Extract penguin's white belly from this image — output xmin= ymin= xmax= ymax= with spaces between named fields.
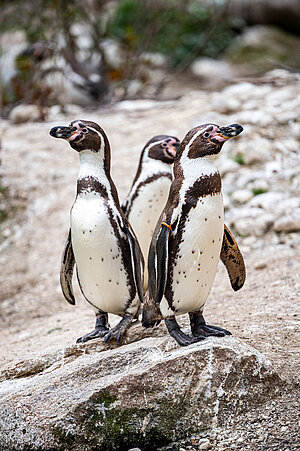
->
xmin=128 ymin=177 xmax=170 ymax=289
xmin=71 ymin=195 xmax=130 ymax=315
xmin=160 ymin=194 xmax=224 ymax=317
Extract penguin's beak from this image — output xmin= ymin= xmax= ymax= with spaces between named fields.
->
xmin=216 ymin=124 xmax=243 ymax=140
xmin=173 ymin=141 xmax=180 ymax=153
xmin=49 ymin=126 xmax=77 ymax=139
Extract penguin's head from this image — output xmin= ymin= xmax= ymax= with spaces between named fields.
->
xmin=49 ymin=120 xmax=107 ymax=153
xmin=179 ymin=123 xmax=243 ymax=159
xmin=144 ymin=135 xmax=181 ymax=164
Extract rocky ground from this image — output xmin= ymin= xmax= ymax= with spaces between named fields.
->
xmin=0 ymin=70 xmax=299 ymax=450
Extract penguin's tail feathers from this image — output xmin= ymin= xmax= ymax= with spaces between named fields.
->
xmin=142 ymin=290 xmax=162 ymax=328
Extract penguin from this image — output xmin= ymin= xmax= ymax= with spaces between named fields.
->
xmin=121 ymin=135 xmax=180 ymax=291
xmin=142 ymin=123 xmax=245 ymax=346
xmin=49 ymin=120 xmax=144 ymax=344
xmin=122 ymin=135 xmax=245 ymax=295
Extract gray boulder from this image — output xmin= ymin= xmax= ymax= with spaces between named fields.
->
xmin=0 ymin=326 xmax=284 ymax=451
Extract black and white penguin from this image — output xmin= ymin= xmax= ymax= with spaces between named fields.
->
xmin=142 ymin=123 xmax=245 ymax=346
xmin=123 ymin=135 xmax=245 ymax=296
xmin=50 ymin=120 xmax=144 ymax=343
xmin=122 ymin=135 xmax=180 ymax=291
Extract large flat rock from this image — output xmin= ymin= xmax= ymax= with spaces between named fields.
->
xmin=0 ymin=327 xmax=284 ymax=451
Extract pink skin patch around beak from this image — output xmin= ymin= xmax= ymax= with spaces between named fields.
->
xmin=166 ymin=138 xmax=178 ymax=157
xmin=213 ymin=134 xmax=229 ymax=143
xmin=167 ymin=147 xmax=177 ymax=157
xmin=67 ymin=122 xmax=83 ymax=141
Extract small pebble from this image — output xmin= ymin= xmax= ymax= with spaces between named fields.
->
xmin=2 ymin=228 xmax=11 ymax=238
xmin=254 ymin=262 xmax=267 ymax=270
xmin=231 ymin=189 xmax=253 ymax=204
xmin=199 ymin=441 xmax=211 ymax=450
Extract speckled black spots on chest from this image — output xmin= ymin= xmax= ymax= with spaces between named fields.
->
xmin=168 ymin=173 xmax=221 ymax=278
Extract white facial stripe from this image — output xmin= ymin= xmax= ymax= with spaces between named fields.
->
xmin=84 ymin=125 xmax=106 ymax=152
xmin=184 ymin=126 xmax=213 ymax=151
xmin=86 ymin=125 xmax=102 ymax=137
xmin=142 ymin=140 xmax=168 ymax=166
xmin=180 ymin=125 xmax=218 ymax=162
xmin=71 ymin=122 xmax=105 ymax=143
xmin=144 ymin=140 xmax=165 ymax=156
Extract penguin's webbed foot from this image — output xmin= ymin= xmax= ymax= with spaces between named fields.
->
xmin=193 ymin=324 xmax=230 ymax=337
xmin=189 ymin=311 xmax=231 ymax=338
xmin=76 ymin=312 xmax=109 ymax=343
xmin=76 ymin=327 xmax=109 ymax=343
xmin=169 ymin=328 xmax=205 ymax=346
xmin=104 ymin=313 xmax=133 ymax=344
xmin=165 ymin=316 xmax=205 ymax=346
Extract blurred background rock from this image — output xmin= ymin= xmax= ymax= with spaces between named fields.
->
xmin=1 ymin=0 xmax=300 ymax=118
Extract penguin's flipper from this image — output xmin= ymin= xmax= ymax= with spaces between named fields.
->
xmin=60 ymin=229 xmax=76 ymax=305
xmin=156 ymin=222 xmax=171 ymax=304
xmin=220 ymin=224 xmax=246 ymax=291
xmin=126 ymin=226 xmax=144 ymax=303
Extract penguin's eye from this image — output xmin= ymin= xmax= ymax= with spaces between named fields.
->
xmin=203 ymin=132 xmax=210 ymax=138
xmin=161 ymin=142 xmax=168 ymax=147
xmin=82 ymin=128 xmax=88 ymax=134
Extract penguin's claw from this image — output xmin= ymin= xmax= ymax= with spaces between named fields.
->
xmin=103 ymin=327 xmax=125 ymax=343
xmin=169 ymin=328 xmax=205 ymax=346
xmin=103 ymin=313 xmax=133 ymax=344
xmin=192 ymin=324 xmax=231 ymax=337
xmin=205 ymin=324 xmax=231 ymax=335
xmin=165 ymin=316 xmax=205 ymax=346
xmin=189 ymin=312 xmax=231 ymax=338
xmin=76 ymin=327 xmax=109 ymax=343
